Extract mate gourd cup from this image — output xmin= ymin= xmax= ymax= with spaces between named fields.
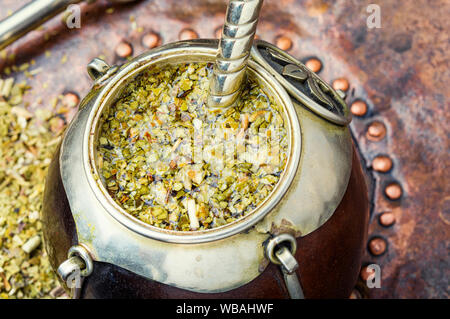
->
xmin=42 ymin=39 xmax=369 ymax=298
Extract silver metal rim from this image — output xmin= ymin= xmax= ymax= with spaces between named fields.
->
xmin=82 ymin=39 xmax=302 ymax=244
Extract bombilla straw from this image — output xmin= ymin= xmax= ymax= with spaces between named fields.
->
xmin=0 ymin=0 xmax=82 ymax=51
xmin=208 ymin=0 xmax=264 ymax=109
xmin=0 ymin=0 xmax=138 ymax=51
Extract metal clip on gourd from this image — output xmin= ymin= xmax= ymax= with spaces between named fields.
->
xmin=266 ymin=234 xmax=305 ymax=299
xmin=57 ymin=245 xmax=93 ymax=299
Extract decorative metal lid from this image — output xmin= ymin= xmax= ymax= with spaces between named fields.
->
xmin=251 ymin=40 xmax=351 ymax=126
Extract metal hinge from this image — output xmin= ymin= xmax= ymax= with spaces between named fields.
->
xmin=265 ymin=233 xmax=305 ymax=299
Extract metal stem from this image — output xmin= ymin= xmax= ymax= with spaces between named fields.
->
xmin=276 ymin=247 xmax=305 ymax=299
xmin=0 ymin=0 xmax=138 ymax=50
xmin=208 ymin=0 xmax=263 ymax=109
xmin=0 ymin=0 xmax=83 ymax=51
xmin=282 ymin=269 xmax=305 ymax=299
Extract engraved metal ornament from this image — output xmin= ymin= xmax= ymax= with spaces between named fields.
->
xmin=251 ymin=40 xmax=351 ymax=125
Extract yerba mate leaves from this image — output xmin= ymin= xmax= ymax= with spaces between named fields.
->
xmin=0 ymin=64 xmax=71 ymax=299
xmin=97 ymin=62 xmax=289 ymax=232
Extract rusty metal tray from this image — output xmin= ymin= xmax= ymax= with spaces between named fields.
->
xmin=1 ymin=0 xmax=448 ymax=298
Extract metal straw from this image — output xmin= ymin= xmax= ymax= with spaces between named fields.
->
xmin=0 ymin=0 xmax=138 ymax=51
xmin=208 ymin=0 xmax=263 ymax=109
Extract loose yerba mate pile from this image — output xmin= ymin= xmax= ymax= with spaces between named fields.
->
xmin=97 ymin=62 xmax=289 ymax=231
xmin=0 ymin=61 xmax=76 ymax=298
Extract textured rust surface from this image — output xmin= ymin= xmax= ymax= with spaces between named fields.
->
xmin=1 ymin=0 xmax=448 ymax=298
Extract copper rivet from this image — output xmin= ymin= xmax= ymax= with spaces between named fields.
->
xmin=142 ymin=31 xmax=161 ymax=49
xmin=350 ymin=100 xmax=367 ymax=116
xmin=215 ymin=26 xmax=222 ymax=38
xmin=63 ymin=92 xmax=79 ymax=107
xmin=366 ymin=121 xmax=386 ymax=141
xmin=179 ymin=28 xmax=198 ymax=40
xmin=385 ymin=182 xmax=403 ymax=200
xmin=305 ymin=57 xmax=322 ymax=73
xmin=372 ymin=155 xmax=393 ymax=172
xmin=50 ymin=117 xmax=65 ymax=134
xmin=360 ymin=266 xmax=375 ymax=282
xmin=115 ymin=41 xmax=133 ymax=58
xmin=379 ymin=212 xmax=396 ymax=227
xmin=368 ymin=237 xmax=387 ymax=256
xmin=275 ymin=35 xmax=293 ymax=51
xmin=332 ymin=77 xmax=349 ymax=92
xmin=349 ymin=289 xmax=362 ymax=299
